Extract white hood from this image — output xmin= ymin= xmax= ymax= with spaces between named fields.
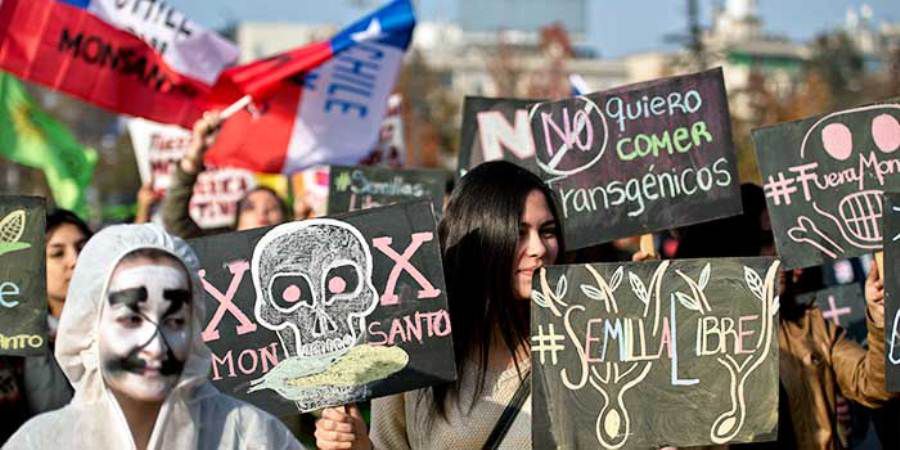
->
xmin=5 ymin=224 xmax=302 ymax=450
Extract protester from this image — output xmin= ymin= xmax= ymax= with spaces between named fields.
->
xmin=19 ymin=209 xmax=93 ymax=418
xmin=4 ymin=224 xmax=303 ymax=450
xmin=161 ymin=111 xmax=289 ymax=239
xmin=312 ymin=161 xmax=560 ymax=448
xmin=675 ymin=184 xmax=897 ymax=450
xmin=133 ymin=180 xmax=160 ymax=225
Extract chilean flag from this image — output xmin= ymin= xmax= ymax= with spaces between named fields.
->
xmin=0 ymin=0 xmax=237 ymax=128
xmin=205 ymin=0 xmax=416 ymax=174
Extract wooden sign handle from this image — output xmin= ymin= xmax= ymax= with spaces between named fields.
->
xmin=876 ymin=251 xmax=884 ymax=278
xmin=640 ymin=234 xmax=656 ymax=259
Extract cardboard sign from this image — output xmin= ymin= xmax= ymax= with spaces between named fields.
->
xmin=327 ymin=165 xmax=446 ymax=217
xmin=128 ymin=117 xmax=259 ymax=229
xmin=753 ymin=100 xmax=900 ymax=269
xmin=530 ymin=68 xmax=742 ymax=250
xmin=885 ymin=192 xmax=900 ymax=391
xmin=532 ymin=257 xmax=779 ymax=448
xmin=457 ymin=96 xmax=543 ymax=177
xmin=189 ymin=200 xmax=456 ymax=414
xmin=0 ymin=196 xmax=47 ymax=356
xmin=797 ymin=283 xmax=867 ymax=343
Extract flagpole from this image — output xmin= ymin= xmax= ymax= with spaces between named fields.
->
xmin=220 ymin=95 xmax=252 ymax=119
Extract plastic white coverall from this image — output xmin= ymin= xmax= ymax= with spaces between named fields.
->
xmin=4 ymin=224 xmax=304 ymax=450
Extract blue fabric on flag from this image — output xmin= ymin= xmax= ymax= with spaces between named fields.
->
xmin=331 ymin=0 xmax=415 ymax=53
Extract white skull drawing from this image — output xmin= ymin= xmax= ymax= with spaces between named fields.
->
xmin=251 ymin=219 xmax=378 ymax=363
xmin=800 ymin=104 xmax=900 ymax=249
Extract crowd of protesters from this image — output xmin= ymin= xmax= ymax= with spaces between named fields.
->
xmin=0 ymin=110 xmax=896 ymax=450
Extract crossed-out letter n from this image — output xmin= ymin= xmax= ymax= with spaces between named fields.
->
xmin=199 ymin=260 xmax=257 ymax=342
xmin=373 ymin=232 xmax=442 ymax=305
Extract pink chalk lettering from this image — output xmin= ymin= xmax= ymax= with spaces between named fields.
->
xmin=373 ymin=232 xmax=442 ymax=305
xmin=199 ymin=260 xmax=258 ymax=342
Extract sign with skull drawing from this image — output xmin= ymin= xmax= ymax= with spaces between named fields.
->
xmin=885 ymin=192 xmax=900 ymax=391
xmin=532 ymin=258 xmax=780 ymax=448
xmin=753 ymin=100 xmax=900 ymax=269
xmin=189 ymin=200 xmax=455 ymax=414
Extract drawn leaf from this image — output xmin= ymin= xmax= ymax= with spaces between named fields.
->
xmin=675 ymin=292 xmax=702 ymax=312
xmin=531 ymin=290 xmax=549 ymax=307
xmin=555 ymin=275 xmax=568 ymax=299
xmin=744 ymin=266 xmax=764 ymax=301
xmin=699 ymin=263 xmax=711 ymax=291
xmin=580 ymin=284 xmax=606 ymax=301
xmin=628 ymin=272 xmax=648 ymax=305
xmin=610 ymin=266 xmax=624 ymax=291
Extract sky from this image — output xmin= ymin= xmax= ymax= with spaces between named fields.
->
xmin=169 ymin=0 xmax=900 ymax=58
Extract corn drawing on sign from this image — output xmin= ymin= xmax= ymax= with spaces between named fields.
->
xmin=0 ymin=210 xmax=31 ymax=257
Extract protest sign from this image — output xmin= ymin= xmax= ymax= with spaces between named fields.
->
xmin=885 ymin=192 xmax=900 ymax=391
xmin=128 ymin=118 xmax=261 ymax=229
xmin=0 ymin=196 xmax=47 ymax=356
xmin=457 ymin=96 xmax=543 ymax=177
xmin=530 ymin=68 xmax=742 ymax=250
xmin=753 ymin=100 xmax=900 ymax=269
xmin=532 ymin=257 xmax=779 ymax=448
xmin=189 ymin=200 xmax=455 ymax=414
xmin=327 ymin=165 xmax=446 ymax=217
xmin=797 ymin=283 xmax=867 ymax=343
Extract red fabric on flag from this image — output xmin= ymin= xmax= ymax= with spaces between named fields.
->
xmin=204 ymin=84 xmax=303 ymax=173
xmin=0 ymin=0 xmax=223 ymax=128
xmin=220 ymin=41 xmax=333 ymax=101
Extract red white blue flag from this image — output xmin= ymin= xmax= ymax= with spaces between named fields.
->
xmin=205 ymin=0 xmax=416 ymax=174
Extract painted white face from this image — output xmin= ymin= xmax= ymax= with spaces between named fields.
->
xmin=99 ymin=261 xmax=192 ymax=403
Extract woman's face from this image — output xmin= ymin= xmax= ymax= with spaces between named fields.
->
xmin=513 ymin=190 xmax=560 ymax=300
xmin=46 ymin=223 xmax=88 ymax=305
xmin=98 ymin=258 xmax=192 ymax=403
xmin=236 ymin=190 xmax=284 ymax=231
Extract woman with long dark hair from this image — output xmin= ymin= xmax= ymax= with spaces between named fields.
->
xmin=314 ymin=161 xmax=564 ymax=449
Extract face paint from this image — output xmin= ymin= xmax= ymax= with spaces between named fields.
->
xmin=98 ymin=263 xmax=192 ymax=402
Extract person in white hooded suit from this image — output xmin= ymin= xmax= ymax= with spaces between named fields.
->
xmin=4 ymin=224 xmax=303 ymax=450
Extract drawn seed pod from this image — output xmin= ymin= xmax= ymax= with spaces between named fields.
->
xmin=0 ymin=210 xmax=26 ymax=244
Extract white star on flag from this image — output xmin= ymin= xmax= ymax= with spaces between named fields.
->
xmin=351 ymin=19 xmax=384 ymax=43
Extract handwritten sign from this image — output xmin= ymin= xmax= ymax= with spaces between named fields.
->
xmin=532 ymin=258 xmax=779 ymax=448
xmin=457 ymin=96 xmax=543 ymax=177
xmin=327 ymin=165 xmax=447 ymax=217
xmin=797 ymin=283 xmax=867 ymax=343
xmin=0 ymin=196 xmax=47 ymax=356
xmin=885 ymin=192 xmax=900 ymax=391
xmin=129 ymin=117 xmax=260 ymax=229
xmin=189 ymin=200 xmax=456 ymax=414
xmin=530 ymin=68 xmax=742 ymax=250
xmin=752 ymin=100 xmax=900 ymax=269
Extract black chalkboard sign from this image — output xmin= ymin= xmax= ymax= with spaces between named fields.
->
xmin=327 ymin=165 xmax=447 ymax=218
xmin=885 ymin=192 xmax=900 ymax=391
xmin=529 ymin=68 xmax=742 ymax=250
xmin=457 ymin=96 xmax=543 ymax=177
xmin=0 ymin=196 xmax=47 ymax=356
xmin=189 ymin=200 xmax=456 ymax=415
xmin=753 ymin=100 xmax=900 ymax=270
xmin=797 ymin=283 xmax=867 ymax=343
xmin=532 ymin=257 xmax=779 ymax=448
